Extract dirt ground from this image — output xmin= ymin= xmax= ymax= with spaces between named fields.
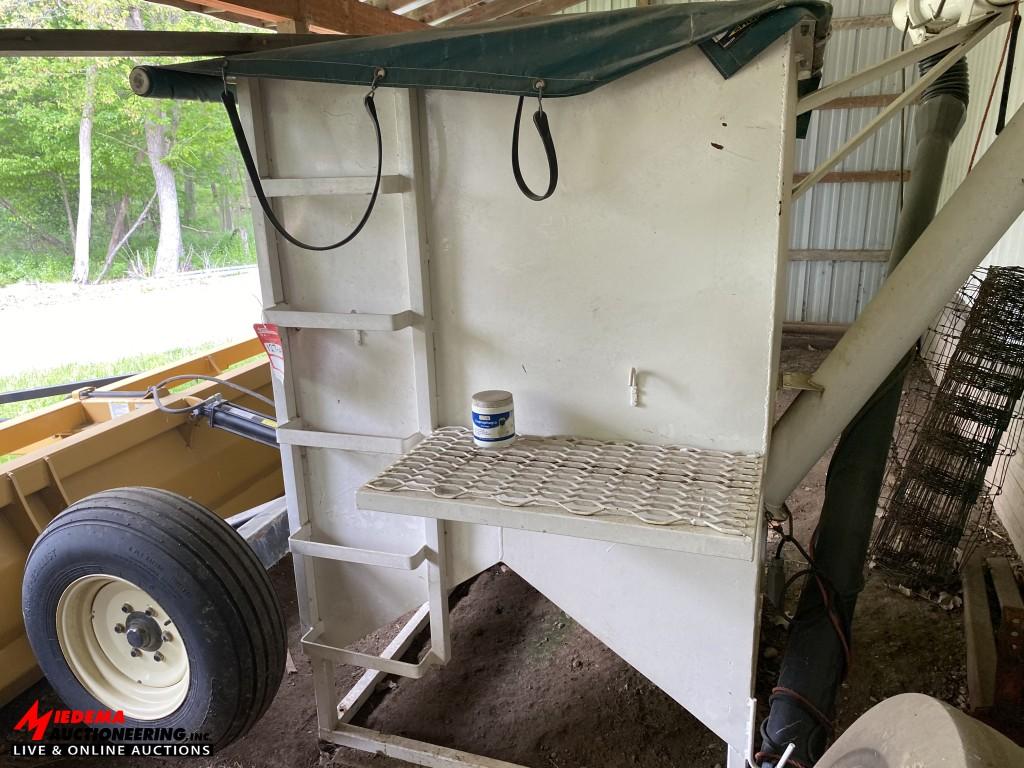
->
xmin=2 ymin=333 xmax=1022 ymax=768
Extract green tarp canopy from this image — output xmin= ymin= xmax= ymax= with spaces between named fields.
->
xmin=131 ymin=1 xmax=831 ymax=103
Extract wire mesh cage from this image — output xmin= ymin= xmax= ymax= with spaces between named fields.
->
xmin=871 ymin=266 xmax=1024 ymax=587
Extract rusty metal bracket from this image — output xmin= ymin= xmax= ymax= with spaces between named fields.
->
xmin=781 ymin=371 xmax=824 ymax=393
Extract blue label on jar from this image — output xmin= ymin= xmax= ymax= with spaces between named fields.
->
xmin=472 ymin=411 xmax=511 ymax=428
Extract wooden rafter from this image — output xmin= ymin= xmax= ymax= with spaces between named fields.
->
xmin=150 ymin=0 xmax=268 ymax=27
xmin=503 ymin=0 xmax=582 ymax=21
xmin=818 ymin=93 xmax=900 ymax=110
xmin=0 ymin=28 xmax=342 ymax=56
xmin=442 ymin=0 xmax=533 ymax=26
xmin=408 ymin=0 xmax=481 ymax=23
xmin=428 ymin=0 xmax=580 ymax=25
xmin=789 ymin=249 xmax=889 ymax=262
xmin=382 ymin=0 xmax=433 ymax=14
xmin=149 ymin=0 xmax=425 ymax=35
xmin=793 ymin=169 xmax=910 ymax=184
xmin=831 ymin=14 xmax=892 ymax=31
xmin=149 ymin=0 xmax=876 ymax=35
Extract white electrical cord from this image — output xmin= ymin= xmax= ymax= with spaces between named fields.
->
xmin=775 ymin=743 xmax=797 ymax=768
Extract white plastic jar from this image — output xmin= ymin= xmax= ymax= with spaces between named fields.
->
xmin=471 ymin=390 xmax=515 ymax=449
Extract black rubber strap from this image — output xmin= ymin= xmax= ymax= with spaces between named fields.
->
xmin=222 ymin=87 xmax=383 ymax=251
xmin=511 ymin=95 xmax=558 ymax=201
xmin=996 ymin=10 xmax=1021 ymax=135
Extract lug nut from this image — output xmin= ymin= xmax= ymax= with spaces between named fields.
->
xmin=153 ymin=652 xmax=164 ymax=662
xmin=130 ymin=648 xmax=142 ymax=658
xmin=114 ymin=624 xmax=125 ymax=634
xmin=161 ymin=631 xmax=173 ymax=642
xmin=121 ymin=603 xmax=133 ymax=614
xmin=145 ymin=607 xmax=156 ymax=617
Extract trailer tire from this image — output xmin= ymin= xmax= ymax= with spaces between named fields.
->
xmin=22 ymin=487 xmax=286 ymax=753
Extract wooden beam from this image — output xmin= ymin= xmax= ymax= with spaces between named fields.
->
xmin=963 ymin=553 xmax=998 ymax=712
xmin=818 ymin=93 xmax=900 ymax=110
xmin=384 ymin=0 xmax=434 ymax=13
xmin=150 ymin=0 xmax=271 ymax=27
xmin=831 ymin=14 xmax=893 ymax=31
xmin=0 ymin=28 xmax=344 ymax=56
xmin=183 ymin=0 xmax=295 ymax=24
xmin=789 ymin=249 xmax=889 ymax=262
xmin=782 ymin=322 xmax=850 ymax=336
xmin=306 ymin=3 xmax=425 ymax=34
xmin=150 ymin=0 xmax=425 ymax=35
xmin=276 ymin=17 xmax=311 ymax=33
xmin=506 ymin=0 xmax=583 ymax=20
xmin=443 ymin=0 xmax=533 ymax=25
xmin=793 ymin=169 xmax=910 ymax=184
xmin=410 ymin=0 xmax=483 ymax=23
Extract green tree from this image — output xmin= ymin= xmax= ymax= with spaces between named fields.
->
xmin=0 ymin=0 xmax=254 ymax=283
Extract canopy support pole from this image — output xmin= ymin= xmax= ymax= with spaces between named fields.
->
xmin=764 ymin=105 xmax=1024 ymax=513
xmin=796 ymin=10 xmax=999 ymax=114
xmin=791 ymin=15 xmax=1001 ymax=199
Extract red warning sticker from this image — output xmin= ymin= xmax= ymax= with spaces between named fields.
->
xmin=254 ymin=323 xmax=285 ymax=384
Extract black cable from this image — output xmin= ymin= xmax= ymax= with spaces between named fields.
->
xmin=996 ymin=9 xmax=1021 ymax=134
xmin=767 ymin=509 xmax=852 ymax=666
xmin=221 ymin=76 xmax=384 ymax=251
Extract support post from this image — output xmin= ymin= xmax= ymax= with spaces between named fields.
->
xmin=764 ymin=106 xmax=1024 ymax=512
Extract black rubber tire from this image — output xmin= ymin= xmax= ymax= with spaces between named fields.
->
xmin=22 ymin=487 xmax=286 ymax=753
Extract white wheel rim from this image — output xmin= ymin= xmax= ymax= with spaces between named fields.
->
xmin=55 ymin=575 xmax=189 ymax=720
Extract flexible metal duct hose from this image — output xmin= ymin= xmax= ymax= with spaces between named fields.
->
xmin=759 ymin=56 xmax=968 ymax=768
xmin=919 ymin=52 xmax=970 ymax=103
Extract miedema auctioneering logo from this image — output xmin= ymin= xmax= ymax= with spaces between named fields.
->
xmin=10 ymin=700 xmax=211 ymax=758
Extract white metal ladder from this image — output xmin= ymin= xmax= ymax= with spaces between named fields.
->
xmin=238 ymin=80 xmax=452 ymax=699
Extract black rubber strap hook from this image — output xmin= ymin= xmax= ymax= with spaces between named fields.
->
xmin=512 ymin=79 xmax=558 ymax=201
xmin=221 ymin=65 xmax=385 ymax=251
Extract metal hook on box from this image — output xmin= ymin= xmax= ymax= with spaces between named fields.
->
xmin=511 ymin=78 xmax=558 ymax=201
xmin=369 ymin=67 xmax=386 ymax=98
xmin=352 ymin=310 xmax=365 ymax=347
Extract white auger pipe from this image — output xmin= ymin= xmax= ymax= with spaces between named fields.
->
xmin=764 ymin=107 xmax=1024 ymax=510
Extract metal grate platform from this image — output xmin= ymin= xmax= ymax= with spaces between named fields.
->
xmin=357 ymin=427 xmax=763 ymax=560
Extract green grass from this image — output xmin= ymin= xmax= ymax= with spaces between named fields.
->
xmin=0 ymin=343 xmax=221 ymax=423
xmin=0 ymin=228 xmax=256 ymax=287
xmin=0 ymin=250 xmax=74 ymax=285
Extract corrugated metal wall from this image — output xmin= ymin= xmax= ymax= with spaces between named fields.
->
xmin=938 ymin=15 xmax=1024 ymax=267
xmin=787 ymin=0 xmax=911 ymax=324
xmin=560 ymin=0 xmax=915 ymax=324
